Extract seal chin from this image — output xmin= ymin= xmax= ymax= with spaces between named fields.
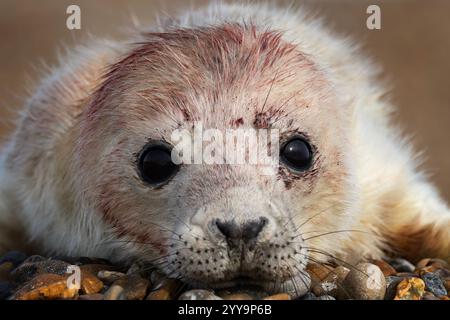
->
xmin=202 ymin=272 xmax=311 ymax=298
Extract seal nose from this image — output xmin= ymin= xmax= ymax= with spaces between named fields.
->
xmin=215 ymin=217 xmax=268 ymax=247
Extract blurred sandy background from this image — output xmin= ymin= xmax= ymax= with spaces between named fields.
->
xmin=0 ymin=0 xmax=449 ymax=201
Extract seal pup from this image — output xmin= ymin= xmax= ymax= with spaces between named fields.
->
xmin=0 ymin=3 xmax=449 ymax=296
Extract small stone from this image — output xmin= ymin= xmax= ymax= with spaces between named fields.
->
xmin=80 ymin=272 xmax=103 ymax=295
xmin=222 ymin=293 xmax=254 ymax=300
xmin=373 ymin=260 xmax=396 ymax=277
xmin=427 ymin=259 xmax=449 ymax=270
xmin=0 ymin=282 xmax=15 ymax=300
xmin=384 ymin=276 xmax=403 ymax=300
xmin=80 ymin=264 xmax=123 ymax=276
xmin=11 ymin=259 xmax=71 ymax=283
xmin=443 ymin=278 xmax=450 ymax=293
xmin=119 ymin=275 xmax=149 ymax=300
xmin=149 ymin=270 xmax=166 ymax=285
xmin=263 ymin=293 xmax=291 ymax=300
xmin=0 ymin=262 xmax=14 ymax=281
xmin=416 ymin=266 xmax=438 ymax=276
xmin=440 ymin=295 xmax=449 ymax=300
xmin=0 ymin=251 xmax=28 ymax=267
xmin=416 ymin=258 xmax=431 ymax=269
xmin=436 ymin=268 xmax=450 ymax=279
xmin=11 ymin=274 xmax=78 ymax=300
xmin=396 ymin=272 xmax=420 ymax=278
xmin=146 ymin=278 xmax=183 ymax=300
xmin=104 ymin=284 xmax=125 ymax=300
xmin=422 ymin=291 xmax=439 ymax=300
xmin=300 ymin=292 xmax=318 ymax=300
xmin=317 ymin=295 xmax=336 ymax=300
xmin=313 ymin=266 xmax=349 ymax=297
xmin=126 ymin=262 xmax=153 ymax=279
xmin=306 ymin=263 xmax=333 ymax=285
xmin=78 ymin=293 xmax=104 ymax=300
xmin=394 ymin=277 xmax=425 ymax=300
xmin=97 ymin=270 xmax=126 ymax=284
xmin=421 ymin=272 xmax=447 ymax=297
xmin=389 ymin=258 xmax=415 ymax=273
xmin=126 ymin=262 xmax=145 ymax=275
xmin=340 ymin=263 xmax=386 ymax=300
xmin=179 ymin=289 xmax=222 ymax=300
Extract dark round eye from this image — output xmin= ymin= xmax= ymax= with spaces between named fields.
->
xmin=280 ymin=138 xmax=313 ymax=172
xmin=138 ymin=144 xmax=179 ymax=185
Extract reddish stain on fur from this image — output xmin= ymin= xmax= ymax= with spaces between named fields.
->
xmin=78 ymin=23 xmax=318 ymax=251
xmin=230 ymin=117 xmax=244 ymax=128
xmin=253 ymin=106 xmax=286 ymax=129
xmin=84 ymin=23 xmax=303 ymax=122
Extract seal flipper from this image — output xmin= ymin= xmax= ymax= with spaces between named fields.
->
xmin=381 ymin=178 xmax=450 ymax=263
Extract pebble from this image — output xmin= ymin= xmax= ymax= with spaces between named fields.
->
xmin=422 ymin=291 xmax=440 ymax=300
xmin=394 ymin=277 xmax=425 ymax=300
xmin=421 ymin=272 xmax=447 ymax=297
xmin=119 ymin=275 xmax=149 ymax=300
xmin=306 ymin=263 xmax=333 ymax=285
xmin=416 ymin=266 xmax=438 ymax=276
xmin=2 ymin=250 xmax=448 ymax=300
xmin=80 ymin=264 xmax=123 ymax=276
xmin=146 ymin=278 xmax=183 ymax=300
xmin=263 ymin=293 xmax=291 ymax=300
xmin=339 ymin=263 xmax=385 ymax=300
xmin=126 ymin=262 xmax=152 ymax=278
xmin=313 ymin=266 xmax=350 ymax=297
xmin=389 ymin=258 xmax=415 ymax=273
xmin=97 ymin=270 xmax=126 ymax=284
xmin=396 ymin=272 xmax=419 ymax=278
xmin=11 ymin=259 xmax=71 ymax=283
xmin=0 ymin=251 xmax=28 ymax=267
xmin=0 ymin=262 xmax=14 ymax=281
xmin=179 ymin=289 xmax=222 ymax=300
xmin=11 ymin=273 xmax=78 ymax=300
xmin=384 ymin=276 xmax=403 ymax=300
xmin=104 ymin=284 xmax=125 ymax=300
xmin=80 ymin=271 xmax=104 ymax=295
xmin=436 ymin=268 xmax=450 ymax=279
xmin=373 ymin=260 xmax=396 ymax=277
xmin=300 ymin=292 xmax=318 ymax=300
xmin=416 ymin=258 xmax=432 ymax=269
xmin=418 ymin=258 xmax=448 ymax=270
xmin=443 ymin=278 xmax=450 ymax=293
xmin=317 ymin=295 xmax=336 ymax=300
xmin=0 ymin=282 xmax=15 ymax=300
xmin=222 ymin=293 xmax=254 ymax=300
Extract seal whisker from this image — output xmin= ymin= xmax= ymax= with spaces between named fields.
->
xmin=302 ymin=229 xmax=368 ymax=241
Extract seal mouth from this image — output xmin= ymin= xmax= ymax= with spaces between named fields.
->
xmin=201 ymin=273 xmax=311 ymax=298
xmin=208 ymin=276 xmax=266 ymax=290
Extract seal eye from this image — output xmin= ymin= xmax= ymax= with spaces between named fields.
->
xmin=280 ymin=138 xmax=313 ymax=172
xmin=138 ymin=144 xmax=179 ymax=185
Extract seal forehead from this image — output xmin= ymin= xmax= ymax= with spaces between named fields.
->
xmin=85 ymin=23 xmax=324 ymax=132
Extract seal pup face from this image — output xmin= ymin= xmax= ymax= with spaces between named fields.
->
xmin=77 ymin=25 xmax=357 ymax=296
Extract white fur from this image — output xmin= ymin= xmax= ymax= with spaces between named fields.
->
xmin=0 ymin=2 xmax=448 ymax=265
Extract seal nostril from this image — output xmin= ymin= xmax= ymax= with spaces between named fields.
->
xmin=243 ymin=217 xmax=267 ymax=241
xmin=214 ymin=217 xmax=268 ymax=247
xmin=215 ymin=219 xmax=235 ymax=239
